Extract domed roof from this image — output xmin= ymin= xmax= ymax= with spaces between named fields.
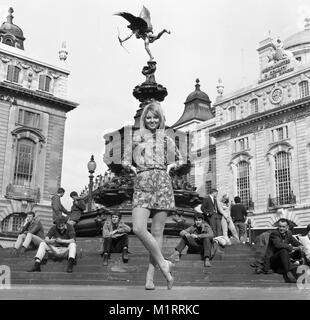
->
xmin=0 ymin=8 xmax=24 ymax=39
xmin=185 ymin=79 xmax=211 ymax=104
xmin=283 ymin=18 xmax=310 ymax=50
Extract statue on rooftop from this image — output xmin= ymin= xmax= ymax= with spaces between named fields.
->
xmin=115 ymin=6 xmax=170 ymax=61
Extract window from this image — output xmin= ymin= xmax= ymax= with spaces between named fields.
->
xmin=234 ymin=137 xmax=249 ymax=152
xmin=229 ymin=106 xmax=236 ymax=121
xmin=39 ymin=75 xmax=51 ymax=92
xmin=18 ymin=109 xmax=40 ymax=128
xmin=7 ymin=65 xmax=21 ymax=83
xmin=206 ymin=180 xmax=212 ymax=195
xmin=275 ymin=151 xmax=291 ymax=205
xmin=250 ymin=99 xmax=258 ymax=114
xmin=208 ymin=159 xmax=212 ymax=172
xmin=1 ymin=214 xmax=26 ymax=233
xmin=5 ymin=38 xmax=14 ymax=46
xmin=299 ymin=81 xmax=309 ymax=98
xmin=13 ymin=138 xmax=35 ymax=186
xmin=237 ymin=161 xmax=251 ymax=208
xmin=271 ymin=126 xmax=288 ymax=142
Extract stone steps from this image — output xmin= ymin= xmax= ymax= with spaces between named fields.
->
xmin=0 ymin=236 xmax=287 ymax=287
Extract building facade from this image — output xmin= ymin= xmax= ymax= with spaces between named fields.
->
xmin=0 ymin=8 xmax=77 ymax=245
xmin=209 ymin=19 xmax=310 ymax=228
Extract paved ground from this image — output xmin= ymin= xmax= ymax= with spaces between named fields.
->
xmin=0 ymin=285 xmax=310 ymax=300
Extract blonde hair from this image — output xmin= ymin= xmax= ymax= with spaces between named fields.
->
xmin=140 ymin=100 xmax=165 ymax=135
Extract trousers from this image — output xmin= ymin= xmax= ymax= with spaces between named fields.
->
xmin=35 ymin=242 xmax=76 ymax=261
xmin=14 ymin=233 xmax=43 ymax=250
xmin=175 ymin=235 xmax=212 ymax=258
xmin=102 ymin=234 xmax=129 ymax=254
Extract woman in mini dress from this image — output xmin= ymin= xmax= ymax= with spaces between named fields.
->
xmin=123 ymin=100 xmax=183 ymax=290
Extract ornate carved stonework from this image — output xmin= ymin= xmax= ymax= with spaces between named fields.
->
xmin=0 ymin=94 xmax=16 ymax=104
xmin=270 ymin=88 xmax=283 ymax=104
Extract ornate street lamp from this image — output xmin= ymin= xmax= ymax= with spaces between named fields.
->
xmin=87 ymin=155 xmax=97 ymax=211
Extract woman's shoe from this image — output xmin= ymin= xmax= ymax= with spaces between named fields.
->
xmin=145 ymin=279 xmax=155 ymax=290
xmin=161 ymin=260 xmax=174 ymax=290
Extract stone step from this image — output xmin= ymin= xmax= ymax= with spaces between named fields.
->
xmin=10 ymin=278 xmax=291 ymax=287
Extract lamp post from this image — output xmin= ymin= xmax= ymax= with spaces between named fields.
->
xmin=87 ymin=155 xmax=97 ymax=211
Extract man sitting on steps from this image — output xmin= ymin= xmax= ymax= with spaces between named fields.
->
xmin=12 ymin=211 xmax=44 ymax=255
xmin=28 ymin=216 xmax=77 ymax=273
xmin=101 ymin=211 xmax=131 ymax=266
xmin=169 ymin=212 xmax=215 ymax=267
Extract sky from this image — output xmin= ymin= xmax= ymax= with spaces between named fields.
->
xmin=0 ymin=0 xmax=309 ymax=208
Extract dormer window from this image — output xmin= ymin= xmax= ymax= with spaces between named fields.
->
xmin=7 ymin=65 xmax=20 ymax=83
xmin=299 ymin=81 xmax=309 ymax=98
xmin=250 ymin=99 xmax=258 ymax=114
xmin=5 ymin=38 xmax=14 ymax=47
xmin=39 ymin=75 xmax=51 ymax=92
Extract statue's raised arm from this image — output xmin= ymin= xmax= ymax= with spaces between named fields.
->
xmin=115 ymin=6 xmax=170 ymax=61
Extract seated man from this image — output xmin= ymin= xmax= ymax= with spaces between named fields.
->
xmin=101 ymin=211 xmax=131 ymax=266
xmin=263 ymin=218 xmax=302 ymax=283
xmin=13 ymin=211 xmax=44 ymax=255
xmin=296 ymin=224 xmax=310 ymax=265
xmin=169 ymin=212 xmax=214 ymax=267
xmin=28 ymin=216 xmax=77 ymax=273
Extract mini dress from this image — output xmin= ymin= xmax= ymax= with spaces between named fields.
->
xmin=122 ymin=131 xmax=183 ymax=214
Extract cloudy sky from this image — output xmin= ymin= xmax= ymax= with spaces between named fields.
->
xmin=0 ymin=0 xmax=309 ymax=208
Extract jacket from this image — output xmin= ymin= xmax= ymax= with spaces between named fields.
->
xmin=102 ymin=220 xmax=131 ymax=239
xmin=51 ymin=194 xmax=68 ymax=222
xmin=230 ymin=204 xmax=247 ymax=223
xmin=70 ymin=198 xmax=86 ymax=222
xmin=201 ymin=195 xmax=221 ymax=219
xmin=20 ymin=217 xmax=44 ymax=239
xmin=180 ymin=221 xmax=214 ymax=239
xmin=263 ymin=229 xmax=300 ymax=271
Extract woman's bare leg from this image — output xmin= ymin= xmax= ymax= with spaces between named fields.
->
xmin=132 ymin=208 xmax=173 ymax=288
xmin=145 ymin=211 xmax=167 ymax=288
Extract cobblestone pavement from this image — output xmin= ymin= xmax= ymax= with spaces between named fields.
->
xmin=0 ymin=285 xmax=310 ymax=300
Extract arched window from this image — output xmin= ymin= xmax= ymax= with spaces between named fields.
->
xmin=299 ymin=81 xmax=309 ymax=98
xmin=274 ymin=151 xmax=291 ymax=205
xmin=38 ymin=75 xmax=51 ymax=92
xmin=13 ymin=138 xmax=35 ymax=186
xmin=1 ymin=213 xmax=26 ymax=233
xmin=250 ymin=99 xmax=258 ymax=114
xmin=7 ymin=65 xmax=21 ymax=83
xmin=229 ymin=106 xmax=236 ymax=121
xmin=5 ymin=38 xmax=14 ymax=47
xmin=237 ymin=161 xmax=251 ymax=208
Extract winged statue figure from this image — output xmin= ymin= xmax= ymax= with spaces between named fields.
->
xmin=115 ymin=6 xmax=170 ymax=61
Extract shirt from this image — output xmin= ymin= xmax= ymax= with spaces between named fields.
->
xmin=298 ymin=235 xmax=310 ymax=259
xmin=46 ymin=224 xmax=76 ymax=247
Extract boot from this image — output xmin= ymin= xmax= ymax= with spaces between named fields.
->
xmin=284 ymin=271 xmax=296 ymax=283
xmin=28 ymin=261 xmax=41 ymax=272
xmin=122 ymin=248 xmax=129 ymax=263
xmin=66 ymin=258 xmax=74 ymax=273
xmin=102 ymin=253 xmax=109 ymax=266
xmin=204 ymin=257 xmax=212 ymax=267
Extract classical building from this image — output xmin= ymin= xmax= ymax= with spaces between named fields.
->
xmin=0 ymin=8 xmax=77 ymax=245
xmin=209 ymin=18 xmax=310 ymax=228
xmin=172 ymin=79 xmax=216 ymax=196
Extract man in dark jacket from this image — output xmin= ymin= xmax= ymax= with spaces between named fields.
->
xmin=230 ymin=196 xmax=248 ymax=243
xmin=13 ymin=211 xmax=44 ymax=255
xmin=263 ymin=218 xmax=302 ymax=283
xmin=169 ymin=212 xmax=214 ymax=267
xmin=201 ymin=188 xmax=222 ymax=237
xmin=51 ymin=187 xmax=69 ymax=223
xmin=67 ymin=191 xmax=86 ymax=226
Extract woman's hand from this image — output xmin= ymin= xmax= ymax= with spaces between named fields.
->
xmin=130 ymin=166 xmax=137 ymax=175
xmin=167 ymin=163 xmax=176 ymax=174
